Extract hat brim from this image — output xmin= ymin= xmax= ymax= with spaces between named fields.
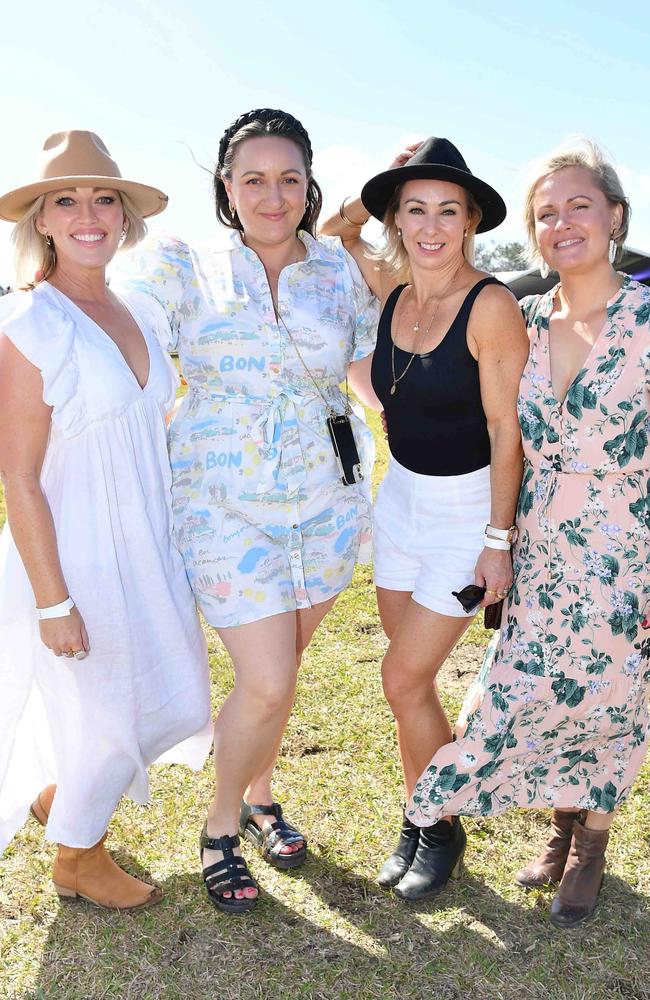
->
xmin=0 ymin=175 xmax=168 ymax=223
xmin=361 ymin=164 xmax=506 ymax=234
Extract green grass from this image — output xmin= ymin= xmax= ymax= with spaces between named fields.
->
xmin=1 ymin=410 xmax=649 ymax=1000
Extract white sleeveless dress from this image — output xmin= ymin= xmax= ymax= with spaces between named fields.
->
xmin=0 ymin=282 xmax=212 ymax=851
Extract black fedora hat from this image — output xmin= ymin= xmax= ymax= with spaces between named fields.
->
xmin=361 ymin=137 xmax=507 ymax=234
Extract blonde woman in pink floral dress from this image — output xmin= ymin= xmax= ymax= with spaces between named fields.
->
xmin=406 ymin=141 xmax=650 ymax=928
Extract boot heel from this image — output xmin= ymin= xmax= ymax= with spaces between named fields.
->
xmin=53 ymin=883 xmax=77 ymax=898
xmin=450 ymin=851 xmax=465 ymax=880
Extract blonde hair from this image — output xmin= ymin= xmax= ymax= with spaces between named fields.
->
xmin=371 ymin=183 xmax=482 ymax=283
xmin=523 ymin=139 xmax=631 ymax=266
xmin=11 ymin=190 xmax=147 ymax=289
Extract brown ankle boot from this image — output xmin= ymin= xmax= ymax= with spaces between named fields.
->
xmin=30 ymin=785 xmax=57 ymax=827
xmin=515 ymin=809 xmax=584 ymax=888
xmin=53 ymin=834 xmax=162 ymax=910
xmin=549 ymin=820 xmax=609 ymax=928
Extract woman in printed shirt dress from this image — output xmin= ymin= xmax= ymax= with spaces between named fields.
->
xmin=116 ymin=109 xmax=380 ymax=913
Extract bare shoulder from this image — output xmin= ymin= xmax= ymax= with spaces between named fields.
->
xmin=472 ymin=278 xmax=521 ymax=319
xmin=470 ymin=279 xmax=526 ymax=340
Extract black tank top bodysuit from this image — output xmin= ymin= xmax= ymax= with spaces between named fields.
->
xmin=371 ymin=277 xmax=501 ymax=476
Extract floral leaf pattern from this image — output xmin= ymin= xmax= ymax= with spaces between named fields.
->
xmin=407 ymin=279 xmax=650 ymax=824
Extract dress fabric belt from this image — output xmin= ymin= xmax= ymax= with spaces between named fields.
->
xmin=187 ymin=384 xmax=340 ymax=498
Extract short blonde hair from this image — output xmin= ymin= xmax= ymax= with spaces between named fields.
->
xmin=371 ymin=183 xmax=482 ymax=283
xmin=11 ymin=190 xmax=147 ymax=289
xmin=523 ymin=139 xmax=631 ymax=266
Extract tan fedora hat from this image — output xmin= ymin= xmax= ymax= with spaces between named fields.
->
xmin=0 ymin=130 xmax=168 ymax=222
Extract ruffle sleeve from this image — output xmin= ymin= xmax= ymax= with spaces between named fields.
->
xmin=0 ymin=290 xmax=86 ymax=437
xmin=110 ymin=236 xmax=199 ymax=352
xmin=318 ymin=234 xmax=379 ymax=362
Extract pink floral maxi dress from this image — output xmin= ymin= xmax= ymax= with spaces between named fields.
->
xmin=408 ymin=277 xmax=650 ymax=824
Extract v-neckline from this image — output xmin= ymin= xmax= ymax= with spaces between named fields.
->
xmin=543 ymin=275 xmax=628 ymax=409
xmin=45 ymin=282 xmax=152 ymax=392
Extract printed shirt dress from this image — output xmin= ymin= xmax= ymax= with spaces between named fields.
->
xmin=0 ymin=283 xmax=212 ymax=851
xmin=408 ymin=276 xmax=650 ymax=824
xmin=115 ymin=231 xmax=378 ymax=628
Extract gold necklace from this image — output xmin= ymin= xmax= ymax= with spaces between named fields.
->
xmin=390 ymin=260 xmax=466 ymax=396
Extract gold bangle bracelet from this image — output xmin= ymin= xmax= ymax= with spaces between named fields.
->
xmin=339 ymin=197 xmax=368 ymax=229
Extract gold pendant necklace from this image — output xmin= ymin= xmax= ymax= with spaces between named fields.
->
xmin=390 ymin=260 xmax=465 ymax=396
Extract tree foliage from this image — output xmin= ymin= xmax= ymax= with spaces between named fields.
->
xmin=475 ymin=240 xmax=527 ymax=272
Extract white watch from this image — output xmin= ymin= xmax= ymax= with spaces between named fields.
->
xmin=484 ymin=537 xmax=512 ymax=551
xmin=485 ymin=524 xmax=518 ymax=544
xmin=36 ymin=597 xmax=75 ymax=620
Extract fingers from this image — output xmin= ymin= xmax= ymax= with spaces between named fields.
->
xmin=389 ymin=142 xmax=423 ymax=168
xmin=41 ymin=608 xmax=91 ymax=660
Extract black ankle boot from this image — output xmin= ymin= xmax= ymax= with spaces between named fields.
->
xmin=393 ymin=816 xmax=466 ymax=902
xmin=377 ymin=809 xmax=420 ymax=888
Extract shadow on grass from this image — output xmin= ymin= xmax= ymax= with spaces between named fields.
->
xmin=28 ymin=839 xmax=650 ymax=1000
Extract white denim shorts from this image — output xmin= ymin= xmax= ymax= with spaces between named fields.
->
xmin=373 ymin=457 xmax=491 ymax=617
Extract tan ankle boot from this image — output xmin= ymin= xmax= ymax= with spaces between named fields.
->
xmin=550 ymin=820 xmax=609 ymax=928
xmin=30 ymin=784 xmax=57 ymax=827
xmin=515 ymin=809 xmax=584 ymax=888
xmin=53 ymin=834 xmax=162 ymax=910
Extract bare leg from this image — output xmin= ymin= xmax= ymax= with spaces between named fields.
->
xmin=202 ymin=612 xmax=299 ymax=899
xmin=584 ymin=810 xmax=616 ymax=831
xmin=246 ymin=595 xmax=337 ymax=853
xmin=376 ymin=587 xmax=412 ymax=640
xmin=378 ymin=592 xmax=471 ymax=798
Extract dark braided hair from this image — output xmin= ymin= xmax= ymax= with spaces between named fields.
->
xmin=214 ymin=108 xmax=322 ymax=236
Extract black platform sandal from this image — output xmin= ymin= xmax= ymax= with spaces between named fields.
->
xmin=239 ymin=801 xmax=307 ymax=870
xmin=199 ymin=823 xmax=258 ymax=914
xmin=377 ymin=808 xmax=421 ymax=888
xmin=393 ymin=816 xmax=466 ymax=902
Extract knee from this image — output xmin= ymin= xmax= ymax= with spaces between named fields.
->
xmin=237 ymin=669 xmax=297 ymax=722
xmin=382 ymin=656 xmax=419 ymax=714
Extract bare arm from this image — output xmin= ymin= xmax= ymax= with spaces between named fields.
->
xmin=468 ymin=285 xmax=529 ymax=605
xmin=319 ymin=143 xmax=422 ymax=301
xmin=347 ymin=353 xmax=382 ymax=411
xmin=0 ymin=333 xmax=89 ymax=656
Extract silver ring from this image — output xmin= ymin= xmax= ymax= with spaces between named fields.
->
xmin=74 ymin=650 xmax=88 ymax=660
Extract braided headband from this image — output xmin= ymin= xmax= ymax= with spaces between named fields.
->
xmin=217 ymin=108 xmax=313 ymax=170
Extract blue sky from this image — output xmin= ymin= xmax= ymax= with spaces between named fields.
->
xmin=1 ymin=0 xmax=648 ymax=281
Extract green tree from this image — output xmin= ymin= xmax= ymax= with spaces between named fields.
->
xmin=475 ymin=240 xmax=527 ymax=272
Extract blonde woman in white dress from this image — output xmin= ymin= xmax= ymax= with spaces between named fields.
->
xmin=0 ymin=132 xmax=212 ymax=909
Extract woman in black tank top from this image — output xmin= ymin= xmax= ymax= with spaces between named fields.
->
xmin=320 ymin=138 xmax=529 ymax=900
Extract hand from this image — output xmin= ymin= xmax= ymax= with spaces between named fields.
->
xmin=380 ymin=410 xmax=388 ymax=437
xmin=474 ymin=548 xmax=513 ymax=606
xmin=388 ymin=142 xmax=423 ymax=169
xmin=39 ymin=604 xmax=90 ymax=659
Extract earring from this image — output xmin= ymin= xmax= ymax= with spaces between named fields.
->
xmin=229 ymin=202 xmax=236 ymax=217
xmin=608 ymin=237 xmax=617 ymax=264
xmin=464 ymin=230 xmax=468 ymax=238
xmin=45 ymin=234 xmax=53 ymax=246
xmin=540 ymin=260 xmax=550 ymax=279
xmin=397 ymin=228 xmax=402 ymax=239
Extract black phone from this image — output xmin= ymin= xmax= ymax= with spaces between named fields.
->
xmin=326 ymin=413 xmax=364 ymax=486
